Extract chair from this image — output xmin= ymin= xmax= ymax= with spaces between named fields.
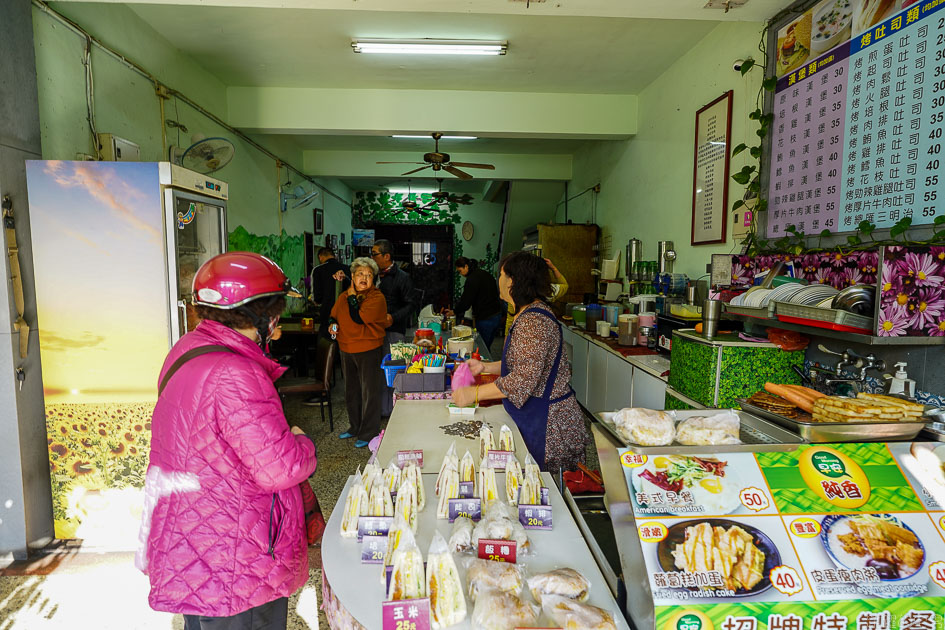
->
xmin=277 ymin=337 xmax=338 ymax=431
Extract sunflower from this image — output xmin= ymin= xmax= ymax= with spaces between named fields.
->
xmin=49 ymin=442 xmax=70 ymax=458
xmin=97 ymin=428 xmax=108 ymax=437
xmin=68 ymin=457 xmax=95 ymax=476
xmin=108 ymin=443 xmax=125 ymax=457
xmin=123 ymin=432 xmax=135 ymax=443
xmin=57 ymin=424 xmax=69 ymax=437
xmin=133 ymin=424 xmax=144 ymax=433
xmin=80 ymin=437 xmax=95 ymax=449
xmin=129 ymin=446 xmax=139 ymax=455
xmin=145 ymin=422 xmax=151 ymax=431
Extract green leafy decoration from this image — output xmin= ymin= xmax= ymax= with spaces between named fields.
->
xmin=739 ymin=58 xmax=755 ymax=75
xmin=732 ymin=143 xmax=748 ymax=157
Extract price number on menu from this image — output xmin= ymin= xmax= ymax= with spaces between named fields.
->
xmin=381 ymin=598 xmax=431 ymax=630
xmin=361 ymin=535 xmax=388 ymax=564
xmin=447 ymin=497 xmax=481 ymax=522
xmin=357 ymin=516 xmax=392 ymax=541
xmin=519 ymin=504 xmax=552 ymax=530
xmin=738 ymin=487 xmax=770 ymax=512
xmin=396 ymin=449 xmax=423 ymax=468
xmin=478 ymin=539 xmax=517 ymax=563
xmin=930 ymin=561 xmax=945 ymax=589
xmin=769 ymin=566 xmax=804 ymax=596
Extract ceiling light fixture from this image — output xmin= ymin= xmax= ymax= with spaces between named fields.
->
xmin=391 ymin=135 xmax=478 ymax=140
xmin=386 ymin=188 xmax=437 ymax=194
xmin=352 ymin=39 xmax=507 ymax=56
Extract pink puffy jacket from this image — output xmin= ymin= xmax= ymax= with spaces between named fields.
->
xmin=142 ymin=319 xmax=317 ymax=617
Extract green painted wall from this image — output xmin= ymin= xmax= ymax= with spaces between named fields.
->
xmin=31 ymin=2 xmax=352 ymax=254
xmin=557 ymin=22 xmax=765 ymax=280
xmin=502 ymin=180 xmax=567 ymax=258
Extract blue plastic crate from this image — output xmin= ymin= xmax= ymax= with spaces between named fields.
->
xmin=381 ymin=354 xmax=407 ymax=387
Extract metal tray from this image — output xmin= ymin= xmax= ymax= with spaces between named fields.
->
xmin=596 ymin=408 xmax=805 ymax=454
xmin=738 ymin=399 xmax=929 ymax=443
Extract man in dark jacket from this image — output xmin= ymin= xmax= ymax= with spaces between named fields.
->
xmin=450 ymin=257 xmax=504 ymax=351
xmin=371 ymin=239 xmax=418 ymax=416
xmin=310 ymin=247 xmax=348 ymax=339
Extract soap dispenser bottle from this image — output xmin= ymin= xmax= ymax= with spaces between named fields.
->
xmin=885 ymin=362 xmax=916 ymax=399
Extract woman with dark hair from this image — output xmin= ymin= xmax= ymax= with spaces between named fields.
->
xmin=140 ymin=252 xmax=317 ymax=630
xmin=451 ymin=251 xmax=588 ymax=471
xmin=449 ymin=256 xmax=504 ymax=350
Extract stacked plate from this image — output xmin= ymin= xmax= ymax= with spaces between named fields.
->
xmin=785 ymin=284 xmax=840 ymax=306
xmin=730 ymin=287 xmax=771 ymax=307
xmin=761 ymin=282 xmax=808 ymax=307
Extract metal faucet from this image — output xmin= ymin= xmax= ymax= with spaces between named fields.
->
xmin=809 ymin=344 xmax=886 ymax=387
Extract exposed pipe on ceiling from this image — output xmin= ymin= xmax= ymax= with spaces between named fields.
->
xmin=30 ymin=0 xmax=351 ymax=208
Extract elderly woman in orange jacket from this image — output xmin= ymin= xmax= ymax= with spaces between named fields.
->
xmin=329 ymin=256 xmax=391 ymax=448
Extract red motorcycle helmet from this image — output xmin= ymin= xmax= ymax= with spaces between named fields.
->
xmin=193 ymin=252 xmax=299 ymax=309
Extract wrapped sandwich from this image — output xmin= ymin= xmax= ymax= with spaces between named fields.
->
xmin=436 ymin=461 xmax=459 ymax=520
xmin=478 ymin=457 xmax=500 ymax=502
xmin=449 ymin=516 xmax=474 ymax=553
xmin=436 ymin=442 xmax=458 ymax=496
xmin=388 ymin=528 xmax=426 ymax=601
xmin=340 ymin=474 xmax=368 ymax=538
xmin=506 ymin=457 xmax=523 ymax=505
xmin=676 ymin=411 xmax=741 ymax=446
xmin=542 ymin=594 xmax=617 ymax=630
xmin=382 ymin=519 xmax=407 ymax=579
xmin=613 ymin=408 xmax=675 ymax=446
xmin=528 ymin=568 xmax=590 ymax=604
xmin=362 ymin=463 xmax=381 ymax=493
xmin=459 ymin=450 xmax=477 ymax=496
xmin=498 ymin=424 xmax=514 ymax=453
xmin=384 ymin=460 xmax=402 ymax=495
xmin=519 ymin=468 xmax=542 ymax=506
xmin=394 ymin=479 xmax=418 ymax=532
xmin=466 ymin=558 xmax=524 ymax=601
xmin=471 ymin=588 xmax=539 ymax=630
xmin=523 ymin=453 xmax=540 ymax=481
xmin=367 ymin=482 xmax=394 ymax=517
xmin=402 ymin=461 xmax=426 ymax=511
xmin=479 ymin=424 xmax=495 ymax=461
xmin=426 ymin=532 xmax=467 ymax=628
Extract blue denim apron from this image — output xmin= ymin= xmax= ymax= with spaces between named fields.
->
xmin=501 ymin=306 xmax=574 ymax=470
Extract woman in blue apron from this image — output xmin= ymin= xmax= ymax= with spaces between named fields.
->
xmin=451 ymin=252 xmax=588 ymax=472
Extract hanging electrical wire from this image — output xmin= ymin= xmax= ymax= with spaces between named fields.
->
xmin=83 ymin=34 xmax=98 ymax=158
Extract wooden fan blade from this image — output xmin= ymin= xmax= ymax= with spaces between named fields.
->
xmin=449 ymin=162 xmax=495 ymax=170
xmin=376 ymin=161 xmax=426 ymax=165
xmin=443 ymin=165 xmax=473 ymax=180
xmin=401 ymin=165 xmax=433 ymax=176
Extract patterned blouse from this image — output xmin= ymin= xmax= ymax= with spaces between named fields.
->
xmin=494 ymin=301 xmax=588 ymax=472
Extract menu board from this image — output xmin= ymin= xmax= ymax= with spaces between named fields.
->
xmin=618 ymin=442 xmax=945 ymax=629
xmin=766 ymin=0 xmax=945 ymax=237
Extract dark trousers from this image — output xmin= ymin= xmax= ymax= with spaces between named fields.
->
xmin=183 ymin=598 xmax=288 ymax=630
xmin=475 ymin=311 xmax=503 ymax=352
xmin=341 ymin=345 xmax=385 ymax=441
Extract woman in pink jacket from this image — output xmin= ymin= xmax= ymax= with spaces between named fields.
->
xmin=137 ymin=252 xmax=317 ymax=630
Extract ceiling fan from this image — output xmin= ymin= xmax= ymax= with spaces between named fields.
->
xmin=377 ymin=132 xmax=495 ymax=180
xmin=419 ymin=179 xmax=474 ymax=210
xmin=386 ymin=181 xmax=430 ymax=216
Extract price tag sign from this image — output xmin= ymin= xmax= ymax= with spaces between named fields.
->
xmin=357 ymin=516 xmax=393 ymax=542
xmin=458 ymin=481 xmax=475 ymax=498
xmin=478 ymin=538 xmax=517 ymax=563
xmin=487 ymin=450 xmax=512 ymax=470
xmin=396 ymin=449 xmax=424 ymax=468
xmin=769 ymin=565 xmax=804 ymax=596
xmin=447 ymin=497 xmax=481 ymax=522
xmin=738 ymin=487 xmax=770 ymax=512
xmin=518 ymin=504 xmax=552 ymax=530
xmin=381 ymin=597 xmax=431 ymax=630
xmin=361 ymin=535 xmax=388 ymax=564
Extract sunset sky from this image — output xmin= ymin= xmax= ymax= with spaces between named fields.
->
xmin=27 ymin=161 xmax=172 ymax=403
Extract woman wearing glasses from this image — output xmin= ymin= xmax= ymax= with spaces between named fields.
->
xmin=328 ymin=256 xmax=392 ymax=447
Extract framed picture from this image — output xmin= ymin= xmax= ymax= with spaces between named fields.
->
xmin=340 ymin=233 xmax=346 ymax=246
xmin=345 ymin=245 xmax=351 ymax=261
xmin=691 ymin=90 xmax=732 ymax=246
xmin=329 ymin=234 xmax=337 ymax=249
xmin=314 ymin=209 xmax=324 ymax=235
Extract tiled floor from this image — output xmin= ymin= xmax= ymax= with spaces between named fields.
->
xmin=0 ymin=335 xmax=600 ymax=629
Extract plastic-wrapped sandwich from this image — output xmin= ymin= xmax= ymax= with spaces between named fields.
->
xmin=436 ymin=442 xmax=458 ymax=496
xmin=402 ymin=461 xmax=426 ymax=511
xmin=436 ymin=460 xmax=459 ymax=520
xmin=426 ymin=532 xmax=467 ymax=628
xmin=505 ymin=457 xmax=523 ymax=505
xmin=676 ymin=411 xmax=741 ymax=445
xmin=340 ymin=473 xmax=368 ymax=538
xmin=362 ymin=462 xmax=382 ymax=493
xmin=382 ymin=520 xmax=407 ymax=582
xmin=393 ymin=479 xmax=418 ymax=532
xmin=459 ymin=450 xmax=477 ymax=496
xmin=523 ymin=453 xmax=540 ymax=481
xmin=520 ymin=467 xmax=542 ymax=506
xmin=528 ymin=568 xmax=590 ymax=604
xmin=498 ymin=424 xmax=514 ymax=453
xmin=367 ymin=482 xmax=394 ymax=517
xmin=471 ymin=588 xmax=538 ymax=630
xmin=542 ymin=593 xmax=617 ymax=630
xmin=479 ymin=424 xmax=495 ymax=461
xmin=613 ymin=408 xmax=675 ymax=446
xmin=478 ymin=457 xmax=499 ymax=502
xmin=387 ymin=528 xmax=426 ymax=601
xmin=384 ymin=460 xmax=402 ymax=494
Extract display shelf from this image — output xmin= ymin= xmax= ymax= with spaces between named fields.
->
xmin=727 ymin=312 xmax=945 ymax=346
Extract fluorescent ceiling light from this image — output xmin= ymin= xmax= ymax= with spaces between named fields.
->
xmin=392 ymin=135 xmax=478 ymax=140
xmin=386 ymin=188 xmax=436 ymax=194
xmin=352 ymin=39 xmax=507 ymax=56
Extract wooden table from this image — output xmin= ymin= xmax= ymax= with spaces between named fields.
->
xmin=272 ymin=321 xmax=320 ymax=375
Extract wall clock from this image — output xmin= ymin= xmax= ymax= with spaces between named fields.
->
xmin=462 ymin=221 xmax=474 ymax=241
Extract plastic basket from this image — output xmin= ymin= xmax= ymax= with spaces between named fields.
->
xmin=724 ymin=303 xmax=775 ymax=319
xmin=773 ymin=301 xmax=873 ymax=332
xmin=381 ymin=354 xmax=407 ymax=387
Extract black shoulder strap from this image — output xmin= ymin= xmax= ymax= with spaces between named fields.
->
xmin=158 ymin=345 xmax=235 ymax=396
